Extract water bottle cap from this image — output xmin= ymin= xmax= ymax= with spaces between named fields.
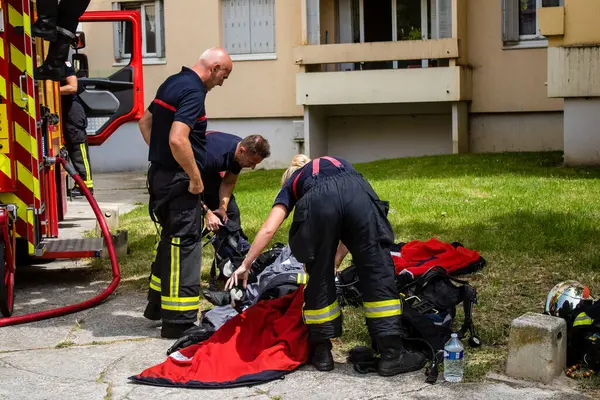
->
xmin=451 ymin=333 xmax=458 ymax=338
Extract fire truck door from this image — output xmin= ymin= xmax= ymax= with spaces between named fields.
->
xmin=73 ymin=11 xmax=145 ymax=146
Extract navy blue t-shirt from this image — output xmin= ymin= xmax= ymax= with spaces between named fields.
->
xmin=147 ymin=67 xmax=208 ymax=171
xmin=202 ymin=131 xmax=243 ymax=196
xmin=274 ymin=156 xmax=354 ymax=214
xmin=60 ymin=62 xmax=77 ymax=109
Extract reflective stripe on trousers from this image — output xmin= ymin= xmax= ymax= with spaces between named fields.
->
xmin=149 ymin=274 xmax=161 ymax=292
xmin=363 ymin=299 xmax=402 ymax=319
xmin=303 ymin=299 xmax=341 ymax=325
xmin=297 ymin=272 xmax=309 ymax=285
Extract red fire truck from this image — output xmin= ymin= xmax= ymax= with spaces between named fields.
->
xmin=0 ymin=1 xmax=145 ymax=325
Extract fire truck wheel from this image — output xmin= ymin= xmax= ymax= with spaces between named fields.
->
xmin=0 ymin=241 xmax=15 ymax=317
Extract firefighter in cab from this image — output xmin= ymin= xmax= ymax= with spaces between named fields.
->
xmin=59 ymin=61 xmax=93 ymax=197
xmin=226 ymin=154 xmax=427 ymax=376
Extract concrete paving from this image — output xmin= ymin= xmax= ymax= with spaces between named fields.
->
xmin=0 ymin=172 xmax=595 ymax=400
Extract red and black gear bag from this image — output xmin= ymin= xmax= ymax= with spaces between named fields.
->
xmin=391 ymin=238 xmax=485 ymax=281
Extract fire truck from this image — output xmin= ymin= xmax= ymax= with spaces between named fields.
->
xmin=0 ymin=1 xmax=145 ymax=325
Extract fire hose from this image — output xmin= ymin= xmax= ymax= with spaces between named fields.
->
xmin=0 ymin=156 xmax=121 ymax=327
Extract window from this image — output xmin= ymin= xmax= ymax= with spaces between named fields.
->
xmin=112 ymin=1 xmax=165 ymax=63
xmin=503 ymin=0 xmax=563 ymax=48
xmin=221 ymin=0 xmax=276 ymax=60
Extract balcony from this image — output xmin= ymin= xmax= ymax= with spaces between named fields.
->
xmin=295 ymin=0 xmax=470 ymax=106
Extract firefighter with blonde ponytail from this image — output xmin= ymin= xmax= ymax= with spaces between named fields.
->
xmin=226 ymin=153 xmax=426 ymax=376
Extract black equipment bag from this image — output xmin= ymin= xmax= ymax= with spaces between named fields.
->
xmin=397 ymin=266 xmax=481 ymax=383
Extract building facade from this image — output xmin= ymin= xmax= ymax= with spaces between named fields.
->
xmin=83 ymin=0 xmax=570 ymax=172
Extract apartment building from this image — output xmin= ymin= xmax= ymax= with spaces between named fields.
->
xmin=82 ymin=0 xmax=579 ymax=172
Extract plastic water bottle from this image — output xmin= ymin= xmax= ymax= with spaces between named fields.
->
xmin=444 ymin=333 xmax=464 ymax=382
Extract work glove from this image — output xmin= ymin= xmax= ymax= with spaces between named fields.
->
xmin=347 ymin=346 xmax=379 ymax=374
xmin=166 ymin=325 xmax=215 ymax=356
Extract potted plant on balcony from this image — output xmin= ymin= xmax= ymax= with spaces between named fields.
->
xmin=399 ymin=27 xmax=423 ymax=69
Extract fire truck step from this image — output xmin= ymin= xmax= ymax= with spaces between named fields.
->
xmin=37 ymin=238 xmax=104 ymax=259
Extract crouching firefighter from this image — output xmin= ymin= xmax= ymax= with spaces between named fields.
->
xmin=200 ymin=131 xmax=271 ymax=287
xmin=226 ymin=154 xmax=426 ymax=375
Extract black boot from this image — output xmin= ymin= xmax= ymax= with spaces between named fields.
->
xmin=34 ymin=28 xmax=73 ymax=81
xmin=161 ymin=322 xmax=197 ymax=339
xmin=32 ymin=0 xmax=58 ymax=42
xmin=310 ymin=339 xmax=334 ymax=371
xmin=376 ymin=336 xmax=427 ymax=377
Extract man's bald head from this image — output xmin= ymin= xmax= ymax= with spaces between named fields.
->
xmin=193 ymin=47 xmax=233 ymax=91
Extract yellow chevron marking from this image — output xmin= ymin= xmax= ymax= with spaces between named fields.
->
xmin=26 ymin=53 xmax=33 ymax=80
xmin=0 ymin=193 xmax=30 ymax=238
xmin=10 ymin=43 xmax=25 ymax=72
xmin=26 ymin=207 xmax=34 ymax=254
xmin=11 ymin=83 xmax=37 ymax=120
xmin=0 ymin=104 xmax=7 ymax=139
xmin=17 ymin=161 xmax=40 ymax=200
xmin=0 ymin=153 xmax=12 ymax=178
xmin=15 ymin=121 xmax=38 ymax=161
xmin=23 ymin=12 xmax=31 ymax=37
xmin=9 ymin=44 xmax=33 ymax=81
xmin=0 ymin=39 xmax=5 ymax=60
xmin=0 ymin=75 xmax=6 ymax=100
xmin=8 ymin=5 xmax=23 ymax=29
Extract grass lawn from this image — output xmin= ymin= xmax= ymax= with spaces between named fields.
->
xmin=92 ymin=151 xmax=600 ymax=385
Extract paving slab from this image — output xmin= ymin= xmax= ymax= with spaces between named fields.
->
xmin=70 ymin=291 xmax=162 ymax=344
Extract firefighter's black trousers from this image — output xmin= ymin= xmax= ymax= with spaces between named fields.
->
xmin=147 ymin=164 xmax=203 ymax=324
xmin=289 ymin=170 xmax=402 ymax=343
xmin=37 ymin=0 xmax=91 ymax=34
xmin=62 ymin=101 xmax=93 ymax=189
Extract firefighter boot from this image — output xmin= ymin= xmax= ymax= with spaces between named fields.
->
xmin=310 ymin=339 xmax=334 ymax=371
xmin=34 ymin=29 xmax=73 ymax=82
xmin=161 ymin=322 xmax=197 ymax=339
xmin=31 ymin=0 xmax=59 ymax=42
xmin=376 ymin=336 xmax=427 ymax=377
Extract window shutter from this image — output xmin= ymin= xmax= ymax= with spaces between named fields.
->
xmin=306 ymin=0 xmax=320 ymax=45
xmin=438 ymin=0 xmax=452 ymax=39
xmin=155 ymin=0 xmax=165 ymax=58
xmin=222 ymin=0 xmax=251 ymax=55
xmin=249 ymin=0 xmax=275 ymax=54
xmin=112 ymin=2 xmax=122 ymax=60
xmin=502 ymin=0 xmax=519 ymax=43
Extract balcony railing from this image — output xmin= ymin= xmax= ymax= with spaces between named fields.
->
xmin=293 ymin=38 xmax=459 ymax=68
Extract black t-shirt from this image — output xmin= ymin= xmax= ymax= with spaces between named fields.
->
xmin=202 ymin=131 xmax=242 ymax=196
xmin=147 ymin=67 xmax=208 ymax=171
xmin=60 ymin=62 xmax=77 ymax=110
xmin=273 ymin=156 xmax=354 ymax=215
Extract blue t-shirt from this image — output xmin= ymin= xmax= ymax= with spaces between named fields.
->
xmin=273 ymin=156 xmax=354 ymax=214
xmin=202 ymin=131 xmax=243 ymax=196
xmin=60 ymin=62 xmax=77 ymax=109
xmin=147 ymin=67 xmax=208 ymax=171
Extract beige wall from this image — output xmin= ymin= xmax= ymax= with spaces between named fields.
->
xmin=543 ymin=0 xmax=600 ymax=47
xmin=469 ymin=112 xmax=564 ymax=153
xmin=328 ymin=114 xmax=452 ymax=163
xmin=86 ymin=0 xmax=303 ymax=119
xmin=84 ymin=0 xmax=566 ymax=117
xmin=467 ymin=1 xmax=563 ymax=113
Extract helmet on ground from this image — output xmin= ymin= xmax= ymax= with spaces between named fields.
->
xmin=544 ymin=280 xmax=593 ymax=318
